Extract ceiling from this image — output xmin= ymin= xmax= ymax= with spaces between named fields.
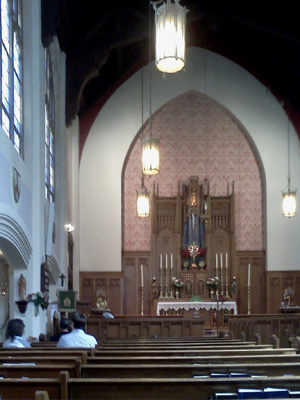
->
xmin=42 ymin=1 xmax=300 ymax=134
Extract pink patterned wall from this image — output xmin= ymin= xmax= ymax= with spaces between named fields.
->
xmin=123 ymin=90 xmax=263 ymax=252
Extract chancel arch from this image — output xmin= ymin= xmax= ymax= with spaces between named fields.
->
xmin=122 ymin=90 xmax=266 ymax=315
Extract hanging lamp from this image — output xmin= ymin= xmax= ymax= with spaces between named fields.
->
xmin=142 ymin=2 xmax=160 ymax=175
xmin=282 ymin=116 xmax=297 ymax=217
xmin=137 ymin=176 xmax=150 ymax=217
xmin=152 ymin=0 xmax=188 ymax=74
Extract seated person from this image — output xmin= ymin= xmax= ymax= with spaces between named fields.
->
xmin=57 ymin=312 xmax=98 ymax=348
xmin=102 ymin=311 xmax=114 ymax=318
xmin=49 ymin=317 xmax=71 ymax=341
xmin=3 ymin=319 xmax=33 ymax=348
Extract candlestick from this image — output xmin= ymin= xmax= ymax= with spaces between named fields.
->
xmin=220 ymin=253 xmax=223 ymax=269
xmin=216 ymin=253 xmax=218 ymax=275
xmin=247 ymin=284 xmax=251 ymax=315
xmin=165 ymin=254 xmax=168 ymax=298
xmin=169 ymin=253 xmax=174 ymax=298
xmin=248 ymin=264 xmax=251 ymax=286
xmin=159 ymin=255 xmax=163 ymax=298
xmin=225 ymin=252 xmax=229 ymax=298
xmin=141 ymin=264 xmax=143 ymax=287
xmin=141 ymin=286 xmax=144 ymax=316
xmin=220 ymin=263 xmax=223 ymax=296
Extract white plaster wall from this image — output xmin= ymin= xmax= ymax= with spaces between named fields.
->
xmin=0 ymin=0 xmax=67 ymax=337
xmin=80 ymin=46 xmax=300 ymax=273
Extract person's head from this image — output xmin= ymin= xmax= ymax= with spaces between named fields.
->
xmin=60 ymin=317 xmax=71 ymax=332
xmin=72 ymin=312 xmax=86 ymax=330
xmin=6 ymin=319 xmax=25 ymax=340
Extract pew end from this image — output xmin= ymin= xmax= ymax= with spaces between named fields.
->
xmin=35 ymin=391 xmax=49 ymax=400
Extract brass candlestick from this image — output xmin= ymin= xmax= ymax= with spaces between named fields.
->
xmin=159 ymin=265 xmax=163 ymax=298
xmin=247 ymin=285 xmax=251 ymax=315
xmin=141 ymin=286 xmax=144 ymax=316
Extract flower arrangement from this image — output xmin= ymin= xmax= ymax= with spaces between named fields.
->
xmin=172 ymin=277 xmax=183 ymax=299
xmin=26 ymin=292 xmax=49 ymax=316
xmin=206 ymin=277 xmax=219 ymax=291
xmin=172 ymin=277 xmax=184 ymax=288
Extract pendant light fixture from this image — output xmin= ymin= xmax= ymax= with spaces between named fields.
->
xmin=282 ymin=116 xmax=297 ymax=217
xmin=137 ymin=175 xmax=150 ymax=217
xmin=137 ymin=68 xmax=150 ymax=217
xmin=142 ymin=2 xmax=160 ymax=175
xmin=152 ymin=0 xmax=188 ymax=74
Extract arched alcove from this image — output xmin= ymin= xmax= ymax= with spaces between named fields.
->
xmin=123 ymin=90 xmax=265 ymax=253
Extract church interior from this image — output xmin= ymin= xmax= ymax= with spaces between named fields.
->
xmin=1 ymin=1 xmax=300 ymax=398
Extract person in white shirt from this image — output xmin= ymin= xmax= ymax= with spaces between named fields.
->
xmin=57 ymin=312 xmax=98 ymax=348
xmin=3 ymin=319 xmax=32 ymax=348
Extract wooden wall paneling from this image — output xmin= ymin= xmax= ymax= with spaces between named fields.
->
xmin=80 ymin=272 xmax=123 ymax=316
xmin=109 ymin=278 xmax=121 ymax=315
xmin=236 ymin=251 xmax=265 ymax=315
xmin=138 ymin=256 xmax=150 ymax=316
xmin=80 ymin=278 xmax=94 ymax=307
xmin=266 ymin=271 xmax=300 ymax=314
xmin=123 ymin=252 xmax=151 ymax=316
xmin=123 ymin=258 xmax=137 ymax=315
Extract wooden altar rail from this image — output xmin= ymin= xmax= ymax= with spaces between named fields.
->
xmin=87 ymin=316 xmax=206 ymax=340
xmin=2 ymin=371 xmax=300 ymax=400
xmin=228 ymin=313 xmax=300 ymax=346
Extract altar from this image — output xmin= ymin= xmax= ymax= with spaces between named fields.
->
xmin=156 ymin=300 xmax=237 ymax=327
xmin=157 ymin=301 xmax=237 ymax=315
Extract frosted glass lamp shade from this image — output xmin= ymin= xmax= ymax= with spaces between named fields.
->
xmin=282 ymin=191 xmax=297 ymax=217
xmin=153 ymin=0 xmax=188 ymax=74
xmin=137 ymin=188 xmax=150 ymax=217
xmin=142 ymin=137 xmax=160 ymax=175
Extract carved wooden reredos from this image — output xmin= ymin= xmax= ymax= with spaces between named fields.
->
xmin=150 ymin=176 xmax=237 ymax=301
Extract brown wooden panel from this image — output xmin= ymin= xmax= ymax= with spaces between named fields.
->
xmin=123 ymin=259 xmax=137 ymax=315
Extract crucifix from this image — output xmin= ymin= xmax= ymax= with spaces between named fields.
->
xmin=59 ymin=273 xmax=66 ymax=287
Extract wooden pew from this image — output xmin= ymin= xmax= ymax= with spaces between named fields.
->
xmin=0 ymin=375 xmax=65 ymax=400
xmin=98 ymin=342 xmax=274 ymax=351
xmin=79 ymin=361 xmax=300 ymax=378
xmin=0 ymin=355 xmax=85 ymax=366
xmin=66 ymin=375 xmax=300 ymax=400
xmin=91 ymin=347 xmax=297 ymax=357
xmin=1 ymin=370 xmax=300 ymax=400
xmin=0 ymin=361 xmax=80 ymax=378
xmin=87 ymin=353 xmax=300 ymax=365
xmin=0 ymin=349 xmax=89 ymax=364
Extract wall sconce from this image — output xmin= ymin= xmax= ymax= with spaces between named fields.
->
xmin=65 ymin=223 xmax=75 ymax=232
xmin=153 ymin=0 xmax=188 ymax=74
xmin=137 ymin=176 xmax=150 ymax=217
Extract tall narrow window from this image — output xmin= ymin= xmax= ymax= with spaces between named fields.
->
xmin=45 ymin=49 xmax=55 ymax=202
xmin=0 ymin=0 xmax=23 ymax=155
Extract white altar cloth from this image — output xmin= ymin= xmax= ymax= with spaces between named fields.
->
xmin=157 ymin=301 xmax=237 ymax=316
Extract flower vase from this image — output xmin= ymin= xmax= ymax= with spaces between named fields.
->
xmin=210 ymin=289 xmax=214 ymax=299
xmin=175 ymin=288 xmax=180 ymax=299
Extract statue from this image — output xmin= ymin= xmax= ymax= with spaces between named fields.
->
xmin=284 ymin=286 xmax=294 ymax=306
xmin=151 ymin=277 xmax=158 ymax=297
xmin=18 ymin=274 xmax=26 ymax=300
xmin=230 ymin=276 xmax=236 ymax=297
xmin=96 ymin=289 xmax=108 ymax=309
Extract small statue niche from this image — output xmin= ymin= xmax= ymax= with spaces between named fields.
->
xmin=181 ymin=177 xmax=208 ymax=270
